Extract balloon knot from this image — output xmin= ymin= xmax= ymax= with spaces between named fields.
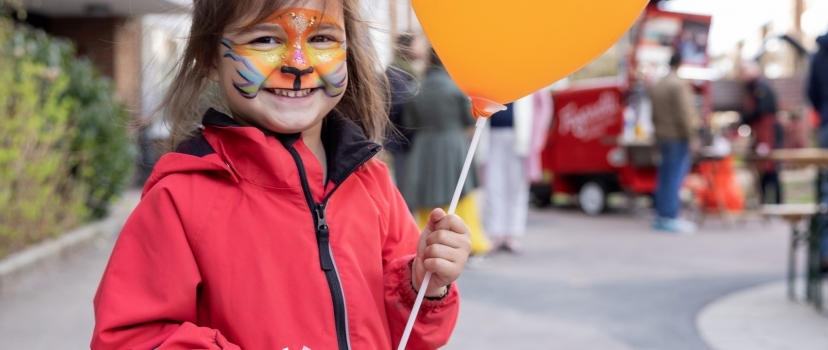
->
xmin=469 ymin=97 xmax=507 ymax=118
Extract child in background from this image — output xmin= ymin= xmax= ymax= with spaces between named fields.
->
xmin=91 ymin=0 xmax=471 ymax=349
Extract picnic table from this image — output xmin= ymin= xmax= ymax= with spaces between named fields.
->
xmin=760 ymin=148 xmax=828 ymax=312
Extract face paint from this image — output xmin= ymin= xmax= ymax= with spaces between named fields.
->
xmin=221 ymin=8 xmax=348 ymax=99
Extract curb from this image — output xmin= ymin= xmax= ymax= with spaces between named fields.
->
xmin=0 ymin=190 xmax=140 ymax=296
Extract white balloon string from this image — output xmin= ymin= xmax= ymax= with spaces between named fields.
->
xmin=397 ymin=117 xmax=487 ymax=350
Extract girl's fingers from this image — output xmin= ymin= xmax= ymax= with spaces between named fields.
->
xmin=423 ymin=257 xmax=461 ymax=278
xmin=433 ymin=214 xmax=470 ymax=235
xmin=423 ymin=243 xmax=464 ymax=263
xmin=426 ymin=208 xmax=448 ymax=231
xmin=426 ymin=229 xmax=472 ymax=250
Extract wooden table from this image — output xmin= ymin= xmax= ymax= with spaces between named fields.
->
xmin=762 ymin=149 xmax=828 ymax=311
xmin=767 ymin=148 xmax=828 ymax=166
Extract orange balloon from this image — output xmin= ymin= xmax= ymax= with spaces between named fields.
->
xmin=411 ymin=0 xmax=649 ymax=117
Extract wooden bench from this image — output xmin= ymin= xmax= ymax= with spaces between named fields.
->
xmin=762 ymin=204 xmax=821 ymax=302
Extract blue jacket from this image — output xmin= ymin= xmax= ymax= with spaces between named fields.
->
xmin=809 ymin=35 xmax=828 ymax=125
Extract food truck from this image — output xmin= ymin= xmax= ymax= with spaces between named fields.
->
xmin=532 ymin=4 xmax=713 ymax=215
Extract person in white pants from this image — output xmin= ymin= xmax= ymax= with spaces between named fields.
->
xmin=485 ymin=91 xmax=553 ymax=253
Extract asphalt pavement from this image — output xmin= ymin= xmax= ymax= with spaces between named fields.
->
xmin=0 ymin=199 xmax=819 ymax=349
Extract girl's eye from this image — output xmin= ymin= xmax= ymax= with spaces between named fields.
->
xmin=309 ymin=35 xmax=335 ymax=44
xmin=251 ymin=37 xmax=282 ymax=45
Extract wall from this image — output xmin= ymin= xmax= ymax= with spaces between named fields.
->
xmin=31 ymin=16 xmax=143 ymax=112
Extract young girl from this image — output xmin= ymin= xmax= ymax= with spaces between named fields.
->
xmin=91 ymin=0 xmax=471 ymax=349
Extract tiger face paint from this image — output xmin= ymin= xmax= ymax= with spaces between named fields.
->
xmin=221 ymin=8 xmax=348 ymax=99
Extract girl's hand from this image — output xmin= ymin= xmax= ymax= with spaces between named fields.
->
xmin=412 ymin=208 xmax=472 ymax=298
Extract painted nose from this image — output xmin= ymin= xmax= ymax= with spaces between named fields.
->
xmin=281 ymin=66 xmax=314 ymax=90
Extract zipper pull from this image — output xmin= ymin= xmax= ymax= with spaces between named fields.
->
xmin=315 ymin=203 xmax=333 ymax=271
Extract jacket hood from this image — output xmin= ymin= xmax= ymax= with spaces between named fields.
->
xmin=143 ymin=109 xmax=380 ymax=196
xmin=818 ymin=35 xmax=828 ymax=48
xmin=142 ymin=133 xmax=238 ymax=197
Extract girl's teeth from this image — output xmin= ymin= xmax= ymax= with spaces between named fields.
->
xmin=271 ymin=89 xmax=311 ymax=97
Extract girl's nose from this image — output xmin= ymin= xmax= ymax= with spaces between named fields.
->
xmin=280 ymin=66 xmax=314 ymax=90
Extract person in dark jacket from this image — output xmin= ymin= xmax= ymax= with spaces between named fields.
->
xmin=401 ymin=47 xmax=489 ymax=255
xmin=807 ymin=33 xmax=828 ymax=269
xmin=385 ymin=33 xmax=426 ymax=188
xmin=810 ymin=34 xmax=828 ymax=144
xmin=741 ymin=60 xmax=782 ymax=204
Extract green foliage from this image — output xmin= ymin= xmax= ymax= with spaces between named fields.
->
xmin=0 ymin=19 xmax=135 ymax=258
xmin=65 ymin=53 xmax=135 ymax=219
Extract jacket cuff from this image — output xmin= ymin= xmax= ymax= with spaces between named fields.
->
xmin=392 ymin=255 xmax=456 ymax=311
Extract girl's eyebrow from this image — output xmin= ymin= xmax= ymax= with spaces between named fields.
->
xmin=315 ymin=23 xmax=344 ymax=32
xmin=233 ymin=23 xmax=286 ymax=35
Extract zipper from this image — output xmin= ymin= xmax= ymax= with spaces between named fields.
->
xmin=287 ymin=145 xmax=380 ymax=350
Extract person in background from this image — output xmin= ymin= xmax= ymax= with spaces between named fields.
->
xmin=402 ymin=47 xmax=491 ymax=256
xmin=385 ymin=33 xmax=427 ymax=188
xmin=484 ymin=91 xmax=553 ymax=253
xmin=807 ymin=32 xmax=828 ymax=270
xmin=741 ymin=60 xmax=782 ymax=205
xmin=810 ymin=33 xmax=828 ymax=147
xmin=648 ymin=52 xmax=699 ymax=234
xmin=527 ymin=91 xmax=555 ymax=185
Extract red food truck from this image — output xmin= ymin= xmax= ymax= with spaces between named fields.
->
xmin=532 ymin=5 xmax=714 ymax=215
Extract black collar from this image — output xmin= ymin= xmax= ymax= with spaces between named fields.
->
xmin=201 ymin=108 xmax=381 ymax=185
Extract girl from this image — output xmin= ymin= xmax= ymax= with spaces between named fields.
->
xmin=91 ymin=0 xmax=471 ymax=349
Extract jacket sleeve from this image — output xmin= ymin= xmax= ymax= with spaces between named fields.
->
xmin=374 ymin=164 xmax=460 ymax=350
xmin=92 ymin=182 xmax=240 ymax=350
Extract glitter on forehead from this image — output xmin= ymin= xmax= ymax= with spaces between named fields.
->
xmin=290 ymin=12 xmax=311 ymax=34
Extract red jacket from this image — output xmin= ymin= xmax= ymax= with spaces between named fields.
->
xmin=92 ymin=109 xmax=459 ymax=350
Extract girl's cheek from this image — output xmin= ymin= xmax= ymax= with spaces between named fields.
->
xmin=312 ymin=49 xmax=348 ymax=97
xmin=221 ymin=39 xmax=289 ymax=99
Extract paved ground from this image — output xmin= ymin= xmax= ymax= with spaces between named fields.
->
xmin=698 ymin=281 xmax=828 ymax=350
xmin=0 ymin=197 xmax=822 ymax=349
xmin=443 ymin=208 xmax=795 ymax=350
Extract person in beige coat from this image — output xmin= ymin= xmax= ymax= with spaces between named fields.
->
xmin=648 ymin=52 xmax=699 ymax=234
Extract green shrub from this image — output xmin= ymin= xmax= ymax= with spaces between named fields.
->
xmin=65 ymin=53 xmax=135 ymax=219
xmin=0 ymin=18 xmax=135 ymax=258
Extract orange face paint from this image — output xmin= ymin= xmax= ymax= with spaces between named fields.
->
xmin=221 ymin=8 xmax=348 ymax=99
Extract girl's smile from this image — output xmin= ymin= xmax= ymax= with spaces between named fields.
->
xmin=263 ymin=87 xmax=318 ymax=98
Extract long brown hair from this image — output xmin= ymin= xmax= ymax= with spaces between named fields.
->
xmin=155 ymin=0 xmax=388 ymax=149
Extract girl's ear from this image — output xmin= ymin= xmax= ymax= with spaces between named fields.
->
xmin=202 ymin=57 xmax=221 ymax=82
xmin=205 ymin=63 xmax=221 ymax=83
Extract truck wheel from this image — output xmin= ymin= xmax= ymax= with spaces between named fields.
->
xmin=579 ymin=181 xmax=607 ymax=216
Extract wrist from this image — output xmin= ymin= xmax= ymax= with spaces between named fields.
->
xmin=409 ymin=262 xmax=449 ymax=299
xmin=424 ymin=285 xmax=448 ymax=299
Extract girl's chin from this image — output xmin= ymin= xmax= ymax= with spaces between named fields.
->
xmin=258 ymin=112 xmax=324 ymax=134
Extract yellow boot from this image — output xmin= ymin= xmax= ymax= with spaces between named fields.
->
xmin=415 ymin=192 xmax=492 ymax=255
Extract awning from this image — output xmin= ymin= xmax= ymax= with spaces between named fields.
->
xmin=22 ymin=0 xmax=188 ymax=17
